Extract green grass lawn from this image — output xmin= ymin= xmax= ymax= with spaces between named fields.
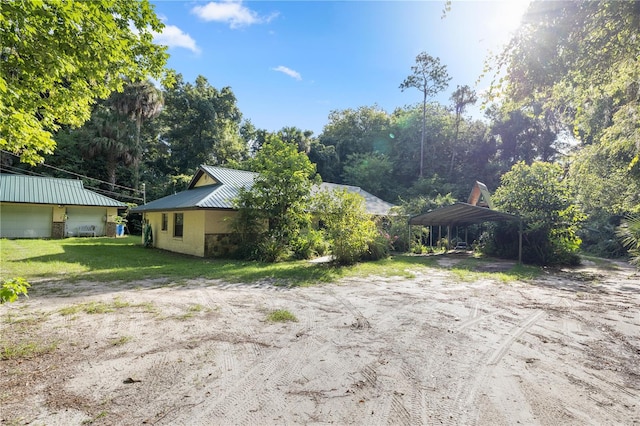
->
xmin=0 ymin=236 xmax=540 ymax=287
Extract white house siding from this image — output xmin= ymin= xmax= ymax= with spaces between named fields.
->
xmin=66 ymin=206 xmax=108 ymax=236
xmin=0 ymin=204 xmax=52 ymax=238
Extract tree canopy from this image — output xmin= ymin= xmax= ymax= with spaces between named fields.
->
xmin=0 ymin=0 xmax=168 ymax=164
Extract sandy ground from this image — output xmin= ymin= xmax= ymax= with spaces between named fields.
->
xmin=1 ymin=255 xmax=639 ymax=425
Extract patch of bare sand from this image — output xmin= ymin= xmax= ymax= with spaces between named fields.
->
xmin=1 ymin=260 xmax=639 ymax=425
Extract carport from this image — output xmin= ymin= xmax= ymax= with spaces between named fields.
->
xmin=409 ymin=202 xmax=523 ymax=263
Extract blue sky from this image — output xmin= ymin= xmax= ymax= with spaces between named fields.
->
xmin=151 ymin=0 xmax=530 ymax=135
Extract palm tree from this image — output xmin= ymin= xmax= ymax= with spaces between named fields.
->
xmin=111 ymin=80 xmax=163 ymax=188
xmin=81 ymin=104 xmax=135 ymax=191
xmin=616 ymin=215 xmax=640 ymax=266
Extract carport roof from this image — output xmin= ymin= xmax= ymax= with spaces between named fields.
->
xmin=409 ymin=202 xmax=520 ymax=226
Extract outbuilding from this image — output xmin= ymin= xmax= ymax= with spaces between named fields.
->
xmin=0 ymin=174 xmax=126 ymax=238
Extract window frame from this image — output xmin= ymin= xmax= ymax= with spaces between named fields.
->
xmin=173 ymin=212 xmax=184 ymax=238
xmin=161 ymin=213 xmax=168 ymax=231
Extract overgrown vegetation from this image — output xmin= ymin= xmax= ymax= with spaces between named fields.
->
xmin=313 ymin=189 xmax=379 ymax=265
xmin=484 ymin=162 xmax=584 ymax=266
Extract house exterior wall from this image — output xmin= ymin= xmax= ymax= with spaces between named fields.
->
xmin=105 ymin=207 xmax=118 ymax=237
xmin=146 ymin=210 xmax=206 ymax=257
xmin=203 ymin=210 xmax=238 ymax=257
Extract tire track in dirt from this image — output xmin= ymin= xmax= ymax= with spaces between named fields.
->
xmin=192 ymin=327 xmax=317 ymax=424
xmin=457 ymin=309 xmax=545 ymax=424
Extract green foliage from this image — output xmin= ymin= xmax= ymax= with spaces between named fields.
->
xmin=616 ymin=215 xmax=640 ymax=266
xmin=400 ymin=52 xmax=451 ymax=176
xmin=0 ymin=277 xmax=30 ymax=304
xmin=577 ymin=213 xmax=626 ymax=259
xmin=266 ymin=309 xmax=298 ymax=323
xmin=161 ymin=74 xmax=246 ymax=174
xmin=488 ymin=162 xmax=584 ymax=265
xmin=363 ymin=230 xmax=395 ymax=261
xmin=110 ymin=80 xmax=164 ymax=188
xmin=314 ymin=189 xmax=378 ymax=265
xmin=0 ymin=0 xmax=169 ymax=164
xmin=233 ymin=135 xmax=319 ymax=262
xmin=494 ymin=1 xmax=640 ymax=217
xmin=342 ymin=152 xmax=394 ymax=201
xmin=291 ymin=229 xmax=329 ymax=260
xmin=1 ymin=340 xmax=58 ymax=361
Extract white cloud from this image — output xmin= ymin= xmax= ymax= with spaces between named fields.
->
xmin=153 ymin=25 xmax=200 ymax=54
xmin=192 ymin=1 xmax=278 ymax=29
xmin=272 ymin=66 xmax=302 ymax=81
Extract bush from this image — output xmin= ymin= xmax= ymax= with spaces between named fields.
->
xmin=363 ymin=231 xmax=395 ymax=261
xmin=313 ymin=189 xmax=377 ymax=265
xmin=486 ymin=162 xmax=584 ymax=266
xmin=291 ymin=229 xmax=329 ymax=260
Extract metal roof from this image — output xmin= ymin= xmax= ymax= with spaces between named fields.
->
xmin=133 ymin=166 xmax=395 ymax=215
xmin=0 ymin=174 xmax=126 ymax=207
xmin=193 ymin=165 xmax=256 ymax=187
xmin=409 ymin=202 xmax=520 ymax=226
xmin=316 ymin=182 xmax=395 ymax=216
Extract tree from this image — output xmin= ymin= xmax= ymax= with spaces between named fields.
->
xmin=80 ymin=103 xmax=135 ymax=191
xmin=111 ymin=80 xmax=164 ymax=189
xmin=318 ymin=105 xmax=392 ymax=179
xmin=494 ymin=1 xmax=640 ymax=201
xmin=616 ymin=215 xmax=640 ymax=267
xmin=341 ymin=152 xmax=394 ymax=201
xmin=400 ymin=52 xmax=451 ymax=177
xmin=233 ymin=135 xmax=319 ymax=262
xmin=489 ymin=161 xmax=584 ymax=265
xmin=487 ymin=106 xmax=558 ymax=168
xmin=277 ymin=126 xmax=314 ymax=154
xmin=162 ymin=75 xmax=246 ymax=174
xmin=448 ymin=85 xmax=477 ymax=176
xmin=313 ymin=189 xmax=377 ymax=265
xmin=0 ymin=0 xmax=168 ymax=165
xmin=388 ymin=104 xmax=453 ymax=193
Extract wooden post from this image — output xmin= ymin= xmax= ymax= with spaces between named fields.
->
xmin=518 ymin=219 xmax=523 ymax=264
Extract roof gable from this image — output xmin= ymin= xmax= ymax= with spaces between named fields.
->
xmin=188 ymin=165 xmax=257 ymax=189
xmin=467 ymin=181 xmax=494 ymax=209
xmin=0 ymin=174 xmax=126 ymax=207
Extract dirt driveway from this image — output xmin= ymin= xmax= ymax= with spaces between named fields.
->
xmin=2 ymin=256 xmax=639 ymax=425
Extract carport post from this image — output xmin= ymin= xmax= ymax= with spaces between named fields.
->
xmin=518 ymin=219 xmax=523 ymax=264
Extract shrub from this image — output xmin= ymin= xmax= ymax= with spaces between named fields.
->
xmin=0 ymin=277 xmax=30 ymax=304
xmin=313 ymin=189 xmax=377 ymax=265
xmin=291 ymin=229 xmax=329 ymax=260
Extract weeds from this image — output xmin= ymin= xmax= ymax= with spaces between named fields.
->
xmin=58 ymin=298 xmax=157 ymax=317
xmin=0 ymin=340 xmax=58 ymax=360
xmin=267 ymin=309 xmax=298 ymax=322
xmin=109 ymin=336 xmax=132 ymax=346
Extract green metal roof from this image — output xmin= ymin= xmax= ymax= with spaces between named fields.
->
xmin=0 ymin=174 xmax=126 ymax=207
xmin=133 ymin=165 xmax=395 ymax=215
xmin=409 ymin=202 xmax=520 ymax=227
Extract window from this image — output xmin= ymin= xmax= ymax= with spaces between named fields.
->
xmin=174 ymin=213 xmax=184 ymax=237
xmin=161 ymin=213 xmax=168 ymax=231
